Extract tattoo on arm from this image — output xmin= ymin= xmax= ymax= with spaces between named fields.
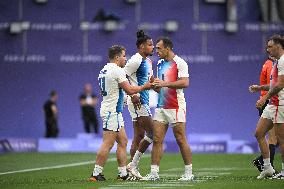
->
xmin=260 ymin=85 xmax=270 ymax=91
xmin=268 ymin=86 xmax=283 ymax=99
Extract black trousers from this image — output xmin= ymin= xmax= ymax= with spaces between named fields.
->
xmin=83 ymin=115 xmax=99 ymax=133
xmin=45 ymin=119 xmax=59 ymax=138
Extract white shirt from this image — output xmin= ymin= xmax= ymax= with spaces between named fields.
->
xmin=98 ymin=63 xmax=127 ymax=116
xmin=124 ymin=53 xmax=153 ymax=105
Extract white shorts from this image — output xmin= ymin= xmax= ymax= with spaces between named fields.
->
xmin=101 ymin=112 xmax=124 ymax=132
xmin=153 ymin=108 xmax=186 ymax=125
xmin=261 ymin=104 xmax=284 ymax=123
xmin=128 ymin=103 xmax=152 ymax=122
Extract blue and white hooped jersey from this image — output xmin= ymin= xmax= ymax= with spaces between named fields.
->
xmin=124 ymin=53 xmax=153 ymax=105
xmin=98 ymin=63 xmax=127 ymax=116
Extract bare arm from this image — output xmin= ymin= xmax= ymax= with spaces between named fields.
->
xmin=249 ymin=84 xmax=270 ymax=93
xmin=256 ymin=75 xmax=284 ymax=108
xmin=119 ymin=81 xmax=151 ymax=95
xmin=153 ymin=77 xmax=189 ymax=89
xmin=267 ymin=75 xmax=284 ymax=98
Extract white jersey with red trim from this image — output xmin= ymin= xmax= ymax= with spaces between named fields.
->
xmin=270 ymin=54 xmax=284 ymax=106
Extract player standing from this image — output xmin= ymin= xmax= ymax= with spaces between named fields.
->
xmin=249 ymin=35 xmax=284 ymax=179
xmin=142 ymin=37 xmax=194 ymax=181
xmin=124 ymin=30 xmax=155 ymax=178
xmin=89 ymin=45 xmax=151 ymax=182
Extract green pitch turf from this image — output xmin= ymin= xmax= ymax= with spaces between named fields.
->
xmin=0 ymin=153 xmax=283 ymax=189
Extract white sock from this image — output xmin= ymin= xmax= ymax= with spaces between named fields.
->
xmin=118 ymin=166 xmax=127 ymax=177
xmin=93 ymin=164 xmax=103 ymax=176
xmin=185 ymin=164 xmax=192 ymax=175
xmin=263 ymin=158 xmax=271 ymax=166
xmin=132 ymin=151 xmax=143 ymax=166
xmin=151 ymin=165 xmax=159 ymax=174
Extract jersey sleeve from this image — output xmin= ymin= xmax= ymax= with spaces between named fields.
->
xmin=177 ymin=59 xmax=189 ymax=78
xmin=116 ymin=68 xmax=128 ymax=83
xmin=124 ymin=56 xmax=141 ymax=76
xmin=278 ymin=59 xmax=284 ymax=76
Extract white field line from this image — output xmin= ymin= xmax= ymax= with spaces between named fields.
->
xmin=0 ymin=154 xmax=151 ymax=176
xmin=0 ymin=158 xmax=110 ymax=176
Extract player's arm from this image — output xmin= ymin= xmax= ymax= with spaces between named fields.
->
xmin=256 ymin=75 xmax=284 ymax=108
xmin=249 ymin=84 xmax=270 ymax=93
xmin=153 ymin=77 xmax=189 ymax=89
xmin=119 ymin=81 xmax=151 ymax=95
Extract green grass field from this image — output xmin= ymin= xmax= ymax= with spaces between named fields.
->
xmin=0 ymin=153 xmax=283 ymax=189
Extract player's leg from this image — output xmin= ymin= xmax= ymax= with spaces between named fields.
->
xmin=142 ymin=120 xmax=168 ymax=180
xmin=255 ymin=118 xmax=273 ymax=160
xmin=128 ymin=116 xmax=153 ymax=178
xmin=129 ymin=120 xmax=144 ymax=159
xmin=272 ymin=123 xmax=284 ymax=179
xmin=253 ymin=127 xmax=277 ymax=171
xmin=128 ymin=101 xmax=145 ymax=160
xmin=254 ymin=117 xmax=275 ymax=179
xmin=90 ymin=130 xmax=117 ymax=181
xmin=136 ymin=116 xmax=153 ymax=153
xmin=267 ymin=127 xmax=277 ymax=167
xmin=116 ymin=127 xmax=132 ymax=180
xmin=253 ymin=101 xmax=274 ymax=171
xmin=172 ymin=122 xmax=194 ymax=181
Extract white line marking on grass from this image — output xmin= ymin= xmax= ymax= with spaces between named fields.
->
xmin=0 ymin=157 xmax=113 ymax=176
xmin=0 ymin=154 xmax=151 ymax=176
xmin=198 ymin=167 xmax=250 ymax=171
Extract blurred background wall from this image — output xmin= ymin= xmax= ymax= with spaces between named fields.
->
xmin=0 ymin=0 xmax=283 ymax=148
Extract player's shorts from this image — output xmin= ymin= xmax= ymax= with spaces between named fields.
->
xmin=258 ymin=100 xmax=269 ymax=117
xmin=101 ymin=112 xmax=124 ymax=132
xmin=128 ymin=102 xmax=152 ymax=122
xmin=153 ymin=108 xmax=186 ymax=125
xmin=261 ymin=104 xmax=284 ymax=123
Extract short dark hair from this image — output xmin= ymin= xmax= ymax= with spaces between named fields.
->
xmin=156 ymin=36 xmax=173 ymax=49
xmin=108 ymin=45 xmax=126 ymax=60
xmin=269 ymin=34 xmax=284 ymax=49
xmin=49 ymin=90 xmax=57 ymax=97
xmin=136 ymin=30 xmax=151 ymax=48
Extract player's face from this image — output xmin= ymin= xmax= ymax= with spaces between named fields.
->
xmin=117 ymin=50 xmax=127 ymax=68
xmin=156 ymin=40 xmax=168 ymax=59
xmin=143 ymin=39 xmax=154 ymax=56
xmin=267 ymin=40 xmax=279 ymax=59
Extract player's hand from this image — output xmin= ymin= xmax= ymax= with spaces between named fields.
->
xmin=153 ymin=78 xmax=166 ymax=87
xmin=256 ymin=98 xmax=266 ymax=109
xmin=131 ymin=94 xmax=141 ymax=110
xmin=249 ymin=85 xmax=260 ymax=93
xmin=143 ymin=81 xmax=152 ymax=90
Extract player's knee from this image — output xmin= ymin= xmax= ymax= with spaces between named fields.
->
xmin=153 ymin=135 xmax=162 ymax=144
xmin=118 ymin=141 xmax=128 ymax=149
xmin=175 ymin=136 xmax=186 ymax=146
xmin=104 ymin=141 xmax=115 ymax=150
xmin=254 ymin=130 xmax=264 ymax=141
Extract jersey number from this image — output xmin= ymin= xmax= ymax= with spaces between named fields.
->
xmin=99 ymin=77 xmax=107 ymax=96
xmin=99 ymin=70 xmax=108 ymax=96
